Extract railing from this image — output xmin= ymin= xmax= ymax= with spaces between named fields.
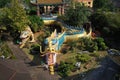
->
xmin=41 ymin=15 xmax=57 ymax=20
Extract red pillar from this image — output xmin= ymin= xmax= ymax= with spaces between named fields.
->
xmin=37 ymin=5 xmax=40 ymax=16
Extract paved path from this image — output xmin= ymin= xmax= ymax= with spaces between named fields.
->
xmin=7 ymin=41 xmax=60 ymax=80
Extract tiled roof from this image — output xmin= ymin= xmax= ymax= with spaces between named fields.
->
xmin=37 ymin=0 xmax=63 ymax=4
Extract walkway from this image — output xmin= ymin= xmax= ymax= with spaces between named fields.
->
xmin=7 ymin=41 xmax=60 ymax=80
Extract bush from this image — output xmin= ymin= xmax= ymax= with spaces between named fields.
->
xmin=0 ymin=42 xmax=14 ymax=59
xmin=58 ymin=61 xmax=73 ymax=77
xmin=76 ymin=54 xmax=91 ymax=63
xmin=94 ymin=37 xmax=108 ymax=50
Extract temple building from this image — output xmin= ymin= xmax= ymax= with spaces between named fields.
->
xmin=30 ymin=0 xmax=93 ymax=16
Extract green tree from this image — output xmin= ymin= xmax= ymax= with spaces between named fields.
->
xmin=9 ymin=0 xmax=30 ymax=32
xmin=90 ymin=12 xmax=120 ymax=37
xmin=28 ymin=15 xmax=43 ymax=32
xmin=64 ymin=2 xmax=91 ymax=26
xmin=93 ymin=0 xmax=114 ymax=11
xmin=0 ymin=0 xmax=30 ymax=33
xmin=0 ymin=0 xmax=10 ymax=8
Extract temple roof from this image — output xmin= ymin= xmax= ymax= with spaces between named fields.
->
xmin=37 ymin=0 xmax=63 ymax=5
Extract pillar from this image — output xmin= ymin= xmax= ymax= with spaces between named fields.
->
xmin=58 ymin=6 xmax=61 ymax=15
xmin=37 ymin=5 xmax=40 ymax=16
xmin=47 ymin=6 xmax=50 ymax=14
xmin=61 ymin=5 xmax=64 ymax=15
xmin=44 ymin=6 xmax=47 ymax=14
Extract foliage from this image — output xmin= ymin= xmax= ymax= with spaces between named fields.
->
xmin=58 ymin=61 xmax=74 ymax=77
xmin=76 ymin=54 xmax=91 ymax=63
xmin=65 ymin=56 xmax=77 ymax=65
xmin=0 ymin=0 xmax=10 ymax=8
xmin=94 ymin=37 xmax=108 ymax=50
xmin=63 ymin=2 xmax=91 ymax=26
xmin=0 ymin=0 xmax=30 ymax=33
xmin=90 ymin=12 xmax=120 ymax=38
xmin=28 ymin=15 xmax=43 ymax=32
xmin=77 ymin=38 xmax=98 ymax=52
xmin=30 ymin=44 xmax=40 ymax=54
xmin=31 ymin=44 xmax=40 ymax=51
xmin=0 ymin=42 xmax=15 ymax=59
xmin=93 ymin=0 xmax=115 ymax=11
xmin=67 ymin=40 xmax=77 ymax=50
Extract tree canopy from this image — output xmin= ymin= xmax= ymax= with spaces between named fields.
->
xmin=93 ymin=0 xmax=114 ymax=11
xmin=0 ymin=0 xmax=10 ymax=8
xmin=0 ymin=0 xmax=30 ymax=32
xmin=63 ymin=2 xmax=91 ymax=26
xmin=90 ymin=11 xmax=120 ymax=37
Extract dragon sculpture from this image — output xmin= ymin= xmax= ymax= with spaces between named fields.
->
xmin=39 ymin=23 xmax=92 ymax=75
xmin=19 ymin=26 xmax=35 ymax=48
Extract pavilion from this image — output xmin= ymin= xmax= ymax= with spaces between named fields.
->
xmin=30 ymin=0 xmax=66 ymax=16
xmin=30 ymin=0 xmax=93 ymax=16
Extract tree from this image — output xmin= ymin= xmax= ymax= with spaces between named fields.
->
xmin=28 ymin=15 xmax=43 ymax=32
xmin=9 ymin=0 xmax=30 ymax=32
xmin=0 ymin=0 xmax=30 ymax=33
xmin=0 ymin=0 xmax=10 ymax=8
xmin=64 ymin=2 xmax=91 ymax=26
xmin=90 ymin=12 xmax=120 ymax=37
xmin=93 ymin=0 xmax=114 ymax=11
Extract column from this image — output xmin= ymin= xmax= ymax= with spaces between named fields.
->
xmin=47 ymin=6 xmax=50 ymax=14
xmin=44 ymin=6 xmax=47 ymax=14
xmin=58 ymin=6 xmax=61 ymax=15
xmin=61 ymin=5 xmax=64 ymax=15
xmin=37 ymin=5 xmax=40 ymax=16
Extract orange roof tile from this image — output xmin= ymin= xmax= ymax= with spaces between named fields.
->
xmin=37 ymin=0 xmax=63 ymax=4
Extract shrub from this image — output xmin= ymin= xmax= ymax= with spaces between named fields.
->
xmin=0 ymin=42 xmax=14 ymax=59
xmin=76 ymin=54 xmax=91 ymax=63
xmin=58 ymin=61 xmax=73 ymax=77
xmin=94 ymin=37 xmax=108 ymax=50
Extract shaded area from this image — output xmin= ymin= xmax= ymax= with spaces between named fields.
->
xmin=0 ymin=58 xmax=32 ymax=80
xmin=6 ymin=41 xmax=61 ymax=80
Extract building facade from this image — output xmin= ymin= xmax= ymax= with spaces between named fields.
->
xmin=30 ymin=0 xmax=93 ymax=16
